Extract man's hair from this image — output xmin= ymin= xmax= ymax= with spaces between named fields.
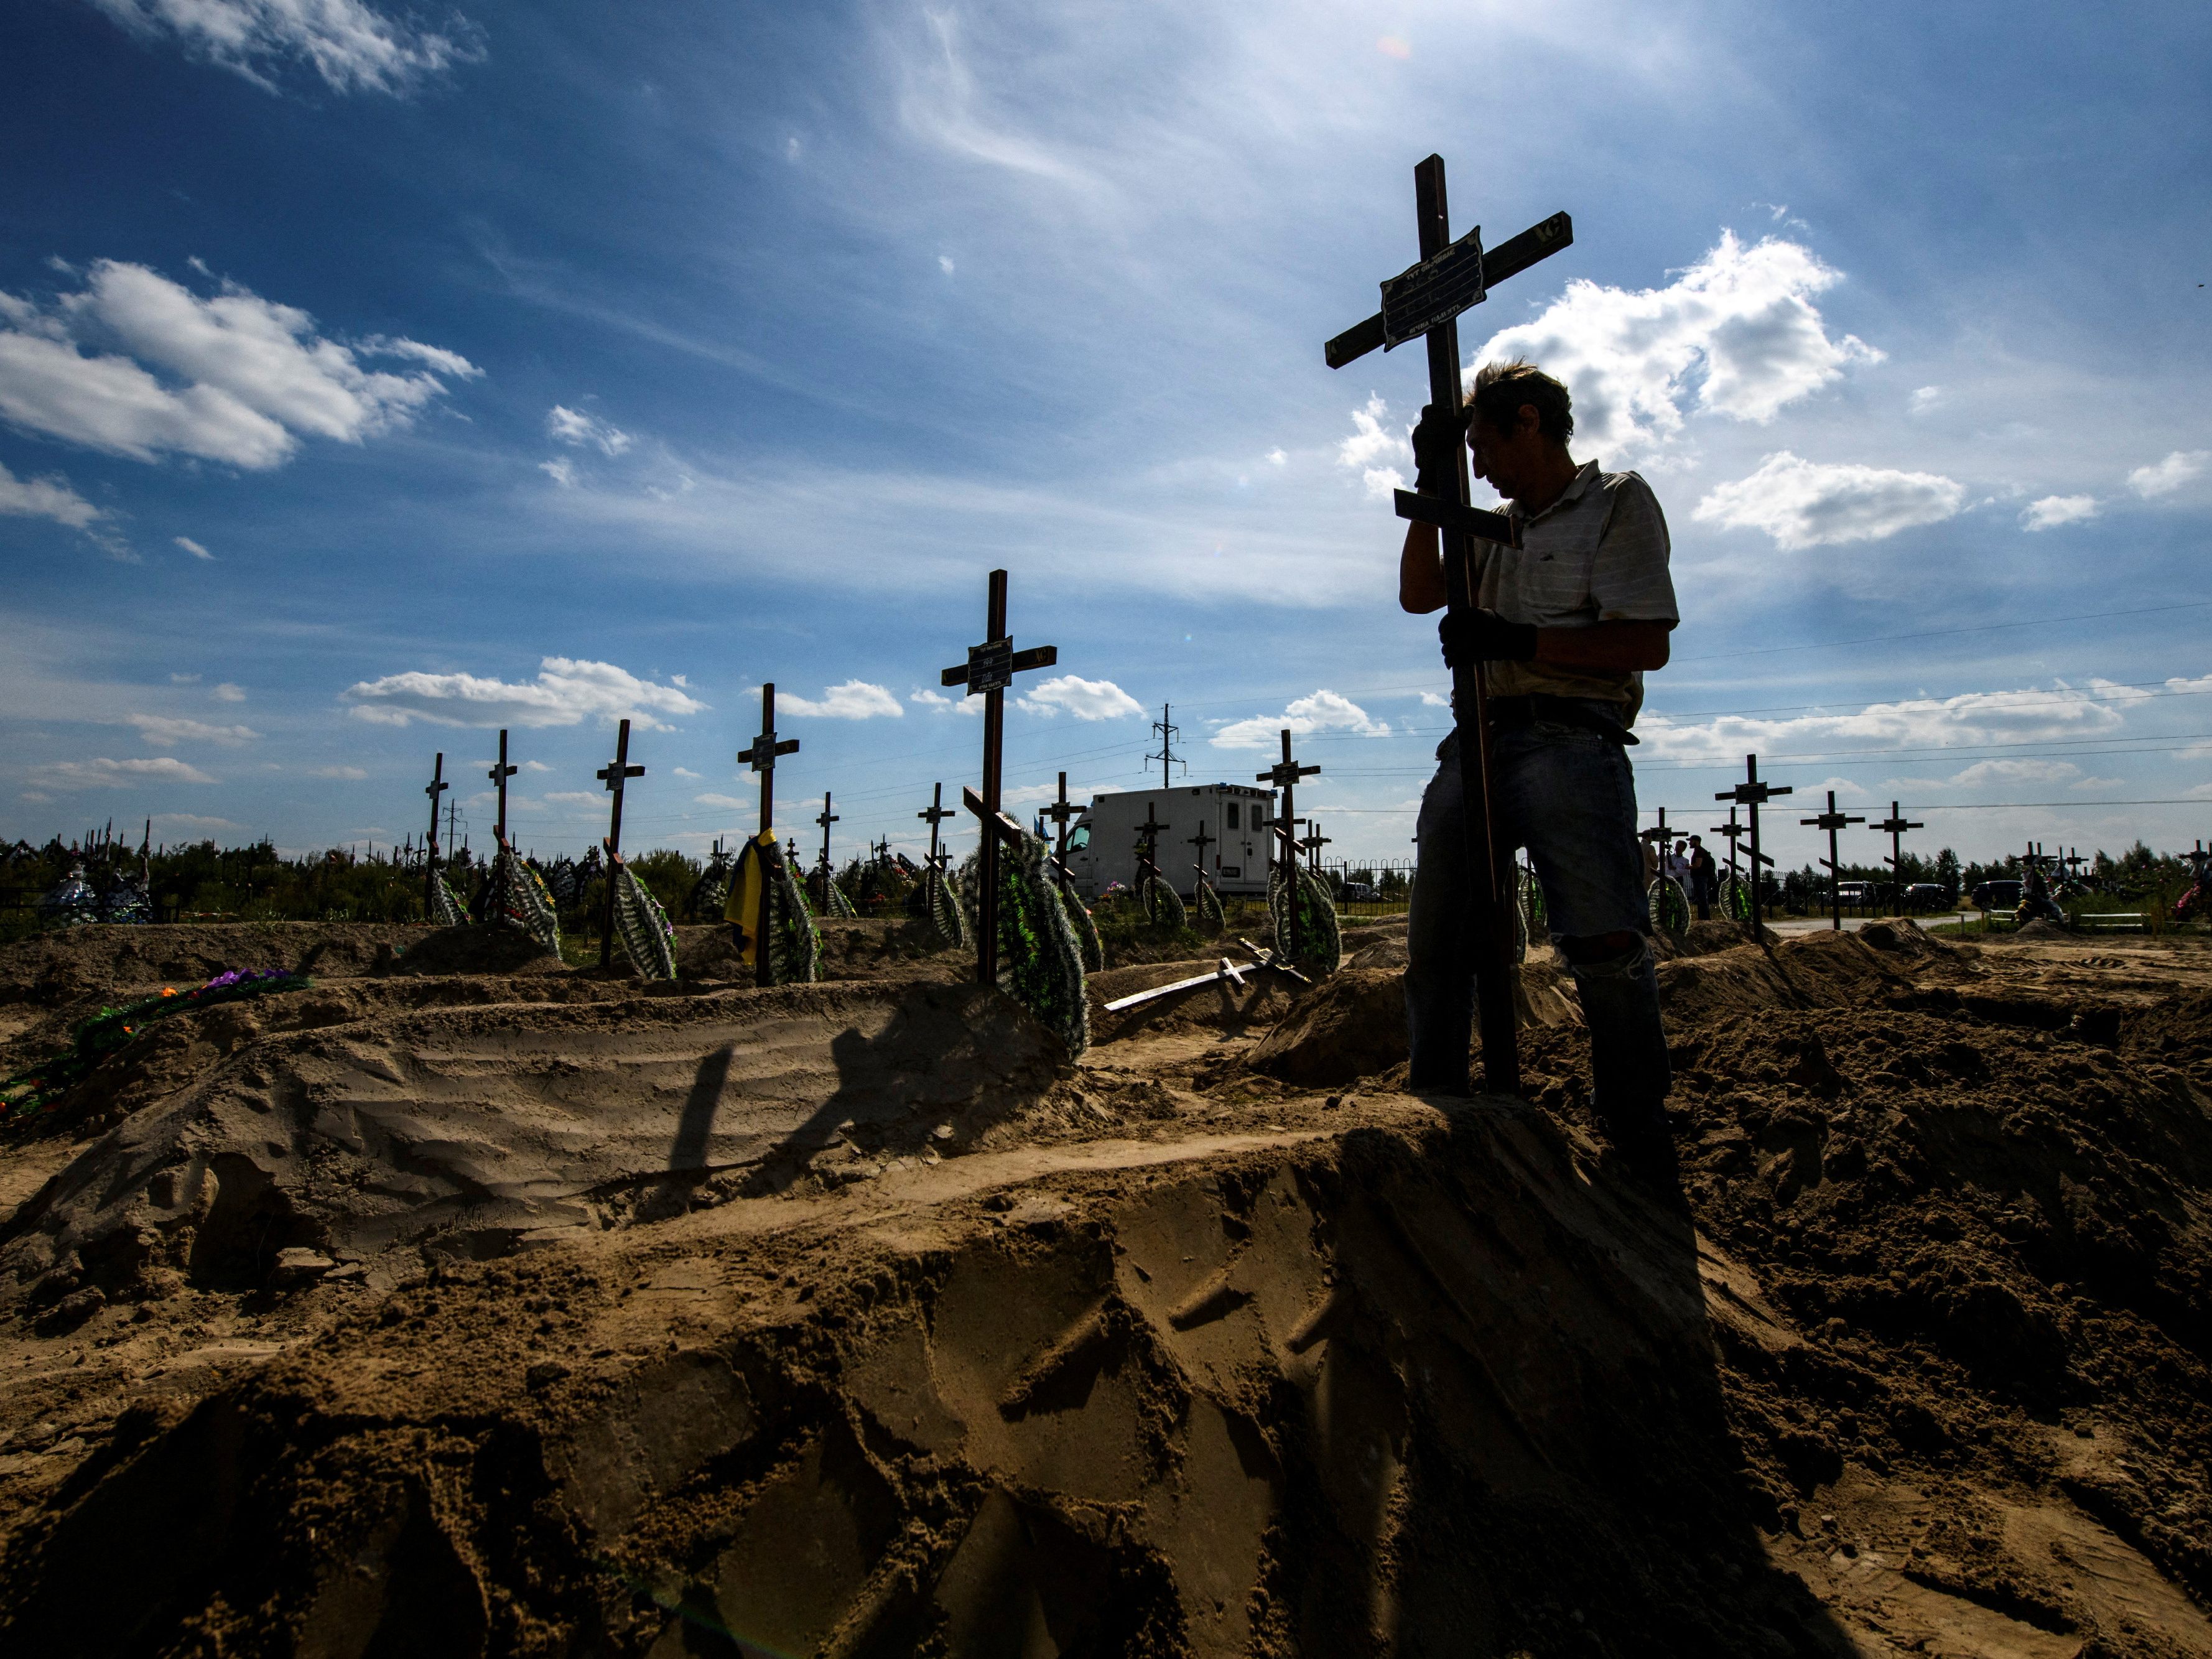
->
xmin=1469 ymin=359 xmax=1574 ymax=444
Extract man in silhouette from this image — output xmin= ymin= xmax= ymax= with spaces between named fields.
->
xmin=1400 ymin=360 xmax=1680 ymax=1189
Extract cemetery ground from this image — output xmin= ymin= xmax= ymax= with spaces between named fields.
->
xmin=0 ymin=914 xmax=2206 ymax=1656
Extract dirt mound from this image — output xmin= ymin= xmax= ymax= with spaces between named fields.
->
xmin=1243 ymin=968 xmax=1405 ymax=1087
xmin=381 ymin=923 xmax=562 ymax=977
xmin=0 ymin=982 xmax=1071 ymax=1303
xmin=0 ymin=1106 xmax=1851 ymax=1658
xmin=0 ymin=922 xmax=421 ymax=1006
xmin=2014 ymin=916 xmax=2074 ymax=940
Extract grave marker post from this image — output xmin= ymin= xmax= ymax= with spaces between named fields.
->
xmin=940 ymin=569 xmax=1057 ymax=985
xmin=1300 ymin=821 xmax=1331 ymax=873
xmin=1043 ymin=771 xmax=1081 ymax=893
xmin=1716 ymin=755 xmax=1791 ymax=937
xmin=422 ymin=753 xmax=448 ymax=919
xmin=1801 ymin=790 xmax=1866 ymax=931
xmin=919 ymin=783 xmax=954 ymax=873
xmin=1325 ymin=161 xmax=1571 ymax=1097
xmin=1187 ymin=820 xmax=1215 ymax=888
xmin=737 ymin=685 xmax=801 ymax=988
xmin=1257 ymin=728 xmax=1321 ymax=962
xmin=488 ymin=729 xmax=518 ymax=844
xmin=1133 ymin=802 xmax=1170 ymax=920
xmin=595 ymin=720 xmax=645 ymax=967
xmin=816 ymin=791 xmax=839 ymax=904
xmin=1872 ymin=802 xmax=1924 ymax=913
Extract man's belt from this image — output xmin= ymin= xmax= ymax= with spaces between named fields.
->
xmin=1485 ymin=694 xmax=1638 ymax=746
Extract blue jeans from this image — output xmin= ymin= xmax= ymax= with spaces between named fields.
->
xmin=1406 ymin=715 xmax=1671 ymax=1127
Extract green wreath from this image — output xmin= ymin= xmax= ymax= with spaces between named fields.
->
xmin=1194 ymin=876 xmax=1226 ymax=937
xmin=1268 ymin=864 xmax=1342 ymax=974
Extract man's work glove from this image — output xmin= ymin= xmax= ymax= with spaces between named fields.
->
xmin=1439 ymin=607 xmax=1538 ymax=669
xmin=1409 ymin=402 xmax=1471 ymax=495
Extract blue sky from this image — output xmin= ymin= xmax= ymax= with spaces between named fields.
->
xmin=3 ymin=0 xmax=2209 ymax=873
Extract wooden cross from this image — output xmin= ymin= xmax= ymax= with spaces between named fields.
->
xmin=1133 ymin=801 xmax=1169 ymax=921
xmin=1327 ymin=157 xmax=1572 ymax=1098
xmin=1716 ymin=755 xmax=1792 ymax=936
xmin=816 ymin=791 xmax=839 ymax=885
xmin=422 ymin=752 xmax=448 ymax=919
xmin=918 ymin=782 xmax=954 ymax=873
xmin=1187 ymin=819 xmax=1215 ymax=886
xmin=488 ymin=729 xmax=518 ymax=844
xmin=595 ymin=718 xmax=646 ymax=967
xmin=733 ymin=687 xmax=799 ymax=987
xmin=1872 ymin=802 xmax=1924 ymax=913
xmin=1637 ymin=806 xmax=1675 ymax=865
xmin=1256 ymin=728 xmax=1319 ymax=960
xmin=1043 ymin=771 xmax=1082 ymax=895
xmin=1300 ymin=821 xmax=1331 ymax=873
xmin=940 ymin=569 xmax=1057 ymax=985
xmin=1800 ymin=790 xmax=1866 ymax=932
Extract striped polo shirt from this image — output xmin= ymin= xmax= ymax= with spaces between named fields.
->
xmin=1474 ymin=459 xmax=1678 ymax=724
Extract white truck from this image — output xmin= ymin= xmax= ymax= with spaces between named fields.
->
xmin=1058 ymin=784 xmax=1278 ymax=899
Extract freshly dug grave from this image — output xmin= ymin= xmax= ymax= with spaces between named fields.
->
xmin=1 ymin=980 xmax=1070 ymax=1311
xmin=0 ymin=921 xmax=2210 ymax=1657
xmin=381 ymin=924 xmax=562 ymax=977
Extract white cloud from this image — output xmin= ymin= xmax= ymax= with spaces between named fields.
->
xmin=0 ymin=460 xmax=103 ymax=529
xmin=1932 ymin=758 xmax=2081 ymax=790
xmin=0 ymin=260 xmax=475 ymax=469
xmin=211 ymin=682 xmax=246 ymax=701
xmin=1908 ymin=386 xmax=1942 ymax=414
xmin=546 ymin=404 xmax=632 ymax=456
xmin=1336 ymin=393 xmax=1405 ymax=501
xmin=521 ymin=758 xmax=552 ymax=772
xmin=2127 ymin=450 xmax=2206 ymax=498
xmin=174 ymin=534 xmax=214 ymax=559
xmin=2020 ymin=495 xmax=2098 ymax=531
xmin=1015 ymin=674 xmax=1143 ymax=720
xmin=539 ymin=457 xmax=577 ymax=488
xmin=1693 ymin=451 xmax=1964 ymax=551
xmin=343 ymin=656 xmax=707 ymax=730
xmin=544 ymin=790 xmax=603 ymax=807
xmin=308 ymin=764 xmax=367 ymax=779
xmin=86 ymin=0 xmax=481 ymax=96
xmin=910 ymin=686 xmax=981 ymax=717
xmin=151 ymin=813 xmax=240 ymax=832
xmin=1468 ymin=231 xmax=1881 ymax=462
xmin=29 ymin=755 xmax=217 ymax=790
xmin=939 ymin=254 xmax=956 ymax=276
xmin=694 ymin=792 xmax=750 ymax=810
xmin=1212 ymin=689 xmax=1388 ymax=750
xmin=672 ymin=766 xmax=701 ymax=779
xmin=170 ymin=672 xmax=200 ymax=682
xmin=1418 ymin=690 xmax=1451 ymax=708
xmin=777 ymin=680 xmax=904 ymax=720
xmin=128 ymin=713 xmax=259 ymax=745
xmin=1266 ymin=447 xmax=1286 ymax=467
xmin=1640 ymin=679 xmax=2152 ymax=768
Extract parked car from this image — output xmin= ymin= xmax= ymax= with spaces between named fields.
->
xmin=1834 ymin=881 xmax=1877 ymax=908
xmin=1970 ymin=880 xmax=2022 ymax=910
xmin=1903 ymin=883 xmax=1949 ymax=911
xmin=1340 ymin=881 xmax=1378 ymax=902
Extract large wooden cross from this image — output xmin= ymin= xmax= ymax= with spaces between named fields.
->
xmin=1873 ymin=802 xmax=1924 ymax=913
xmin=422 ymin=752 xmax=448 ymax=919
xmin=918 ymin=782 xmax=954 ymax=872
xmin=737 ymin=685 xmax=800 ymax=987
xmin=941 ymin=569 xmax=1057 ymax=985
xmin=1800 ymin=790 xmax=1866 ymax=932
xmin=488 ymin=730 xmax=518 ymax=844
xmin=1716 ymin=755 xmax=1791 ymax=937
xmin=1327 ymin=156 xmax=1571 ymax=1098
xmin=595 ymin=720 xmax=645 ymax=967
xmin=1256 ymin=728 xmax=1319 ymax=959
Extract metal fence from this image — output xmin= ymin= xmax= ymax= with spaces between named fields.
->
xmin=1319 ymin=859 xmax=1417 ymax=919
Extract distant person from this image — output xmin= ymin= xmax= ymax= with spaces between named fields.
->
xmin=1668 ymin=839 xmax=1691 ymax=884
xmin=1398 ymin=359 xmax=1680 ymax=1191
xmin=1688 ymin=835 xmax=1716 ymax=921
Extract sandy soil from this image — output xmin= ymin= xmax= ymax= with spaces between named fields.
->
xmin=0 ymin=917 xmax=2206 ymax=1657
